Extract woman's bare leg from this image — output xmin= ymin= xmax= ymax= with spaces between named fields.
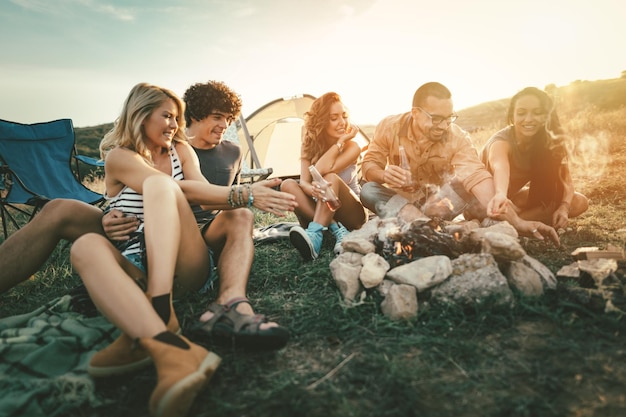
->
xmin=142 ymin=176 xmax=210 ymax=296
xmin=70 ymin=233 xmax=164 ymax=338
xmin=332 ymin=177 xmax=367 ymax=231
xmin=280 ymin=179 xmax=315 ymax=227
xmin=569 ymin=192 xmax=589 ymax=218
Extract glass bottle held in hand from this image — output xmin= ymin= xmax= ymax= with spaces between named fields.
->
xmin=398 ymin=145 xmax=416 ymax=192
xmin=309 ymin=165 xmax=342 ymax=211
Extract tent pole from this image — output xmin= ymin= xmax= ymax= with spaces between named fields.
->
xmin=239 ymin=114 xmax=263 ymax=170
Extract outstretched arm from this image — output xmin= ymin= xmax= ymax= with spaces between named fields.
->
xmin=468 ymin=176 xmax=560 ymax=246
xmin=485 ymin=141 xmax=512 ymax=216
xmin=174 ymin=141 xmax=297 ymax=215
xmin=552 ymin=163 xmax=574 ymax=229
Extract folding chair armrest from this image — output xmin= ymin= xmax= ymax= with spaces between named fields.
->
xmin=239 ymin=167 xmax=273 ymax=182
xmin=73 ymin=154 xmax=105 ymax=167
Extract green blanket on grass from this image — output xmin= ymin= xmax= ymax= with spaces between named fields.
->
xmin=0 ymin=295 xmax=117 ymax=417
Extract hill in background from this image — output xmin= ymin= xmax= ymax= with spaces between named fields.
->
xmin=74 ymin=123 xmax=113 ymax=157
xmin=75 ymin=76 xmax=626 ymax=157
xmin=455 ymin=76 xmax=626 ymax=133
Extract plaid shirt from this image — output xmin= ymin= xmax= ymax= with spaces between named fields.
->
xmin=362 ymin=112 xmax=491 ymax=200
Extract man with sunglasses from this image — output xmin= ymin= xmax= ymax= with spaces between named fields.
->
xmin=360 ymin=82 xmax=559 ymax=244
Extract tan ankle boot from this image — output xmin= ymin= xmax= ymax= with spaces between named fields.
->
xmin=141 ymin=334 xmax=221 ymax=417
xmin=87 ymin=296 xmax=180 ymax=378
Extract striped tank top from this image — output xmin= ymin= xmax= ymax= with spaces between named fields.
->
xmin=105 ymin=144 xmax=184 ymax=258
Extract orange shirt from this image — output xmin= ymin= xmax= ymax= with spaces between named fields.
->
xmin=362 ymin=112 xmax=491 ymax=200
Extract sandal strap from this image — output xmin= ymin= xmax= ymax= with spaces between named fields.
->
xmin=199 ymin=302 xmax=230 ymax=331
xmin=224 ymin=296 xmax=251 ymax=309
xmin=225 ymin=297 xmax=267 ymax=323
xmin=199 ymin=297 xmax=267 ymax=333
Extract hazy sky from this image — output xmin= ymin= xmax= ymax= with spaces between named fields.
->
xmin=1 ymin=0 xmax=624 ymax=127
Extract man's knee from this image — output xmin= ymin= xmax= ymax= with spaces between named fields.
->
xmin=39 ymin=199 xmax=85 ymax=221
xmin=360 ymin=182 xmax=392 ymax=214
xmin=462 ymin=199 xmax=487 ymax=221
xmin=359 ymin=182 xmax=376 ymax=209
xmin=280 ymin=178 xmax=298 ymax=194
xmin=38 ymin=199 xmax=101 ymax=232
xmin=217 ymin=208 xmax=254 ymax=231
xmin=231 ymin=207 xmax=254 ymax=225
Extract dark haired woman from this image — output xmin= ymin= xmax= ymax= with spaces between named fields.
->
xmin=481 ymin=86 xmax=588 ymax=229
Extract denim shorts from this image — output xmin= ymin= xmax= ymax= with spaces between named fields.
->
xmin=117 ymin=229 xmax=217 ymax=294
xmin=114 ymin=231 xmax=147 ymax=274
xmin=199 ymin=247 xmax=218 ymax=294
xmin=124 ymin=253 xmax=146 ymax=274
xmin=196 ymin=214 xmax=219 ymax=293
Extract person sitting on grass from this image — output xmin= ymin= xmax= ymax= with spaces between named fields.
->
xmin=281 ymin=92 xmax=367 ymax=261
xmin=70 ymin=82 xmax=226 ymax=417
xmin=359 ymin=81 xmax=560 ymax=245
xmin=73 ymin=82 xmax=298 ymax=416
xmin=184 ymin=81 xmax=292 ymax=347
xmin=480 ymin=86 xmax=589 ymax=230
xmin=102 ymin=80 xmax=292 ymax=354
xmin=0 ymin=82 xmax=296 ymax=359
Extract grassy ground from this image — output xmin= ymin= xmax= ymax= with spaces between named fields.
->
xmin=2 ymin=209 xmax=625 ymax=417
xmin=1 ymin=82 xmax=626 ymax=417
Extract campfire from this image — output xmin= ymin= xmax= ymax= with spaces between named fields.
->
xmin=374 ymin=217 xmax=466 ymax=268
xmin=328 ymin=196 xmax=625 ymax=320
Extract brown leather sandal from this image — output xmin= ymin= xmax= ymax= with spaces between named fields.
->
xmin=188 ymin=297 xmax=289 ymax=351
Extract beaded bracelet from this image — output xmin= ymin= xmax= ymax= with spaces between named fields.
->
xmin=227 ymin=185 xmax=236 ymax=208
xmin=226 ymin=185 xmax=255 ymax=208
xmin=237 ymin=185 xmax=245 ymax=207
xmin=246 ymin=184 xmax=254 ymax=207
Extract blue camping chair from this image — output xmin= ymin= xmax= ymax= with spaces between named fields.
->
xmin=0 ymin=118 xmax=104 ymax=239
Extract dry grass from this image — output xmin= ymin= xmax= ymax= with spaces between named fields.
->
xmin=83 ymin=175 xmax=105 ymax=194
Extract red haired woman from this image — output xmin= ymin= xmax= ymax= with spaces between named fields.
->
xmin=281 ymin=92 xmax=367 ymax=260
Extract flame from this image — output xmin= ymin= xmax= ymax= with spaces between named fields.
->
xmin=394 ymin=241 xmax=402 ymax=255
xmin=454 ymin=231 xmax=461 ymax=241
xmin=394 ymin=241 xmax=414 ymax=259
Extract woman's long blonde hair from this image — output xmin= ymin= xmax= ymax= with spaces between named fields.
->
xmin=100 ymin=83 xmax=187 ymax=164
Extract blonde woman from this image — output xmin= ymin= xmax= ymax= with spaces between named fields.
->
xmin=70 ymin=83 xmax=295 ymax=417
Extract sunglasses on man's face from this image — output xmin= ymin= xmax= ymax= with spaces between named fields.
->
xmin=415 ymin=107 xmax=458 ymax=126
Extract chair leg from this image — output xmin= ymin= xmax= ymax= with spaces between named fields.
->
xmin=1 ymin=206 xmax=7 ymax=240
xmin=0 ymin=203 xmax=42 ymax=240
xmin=0 ymin=205 xmax=23 ymax=240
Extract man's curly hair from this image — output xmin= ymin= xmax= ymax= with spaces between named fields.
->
xmin=183 ymin=81 xmax=242 ymax=126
